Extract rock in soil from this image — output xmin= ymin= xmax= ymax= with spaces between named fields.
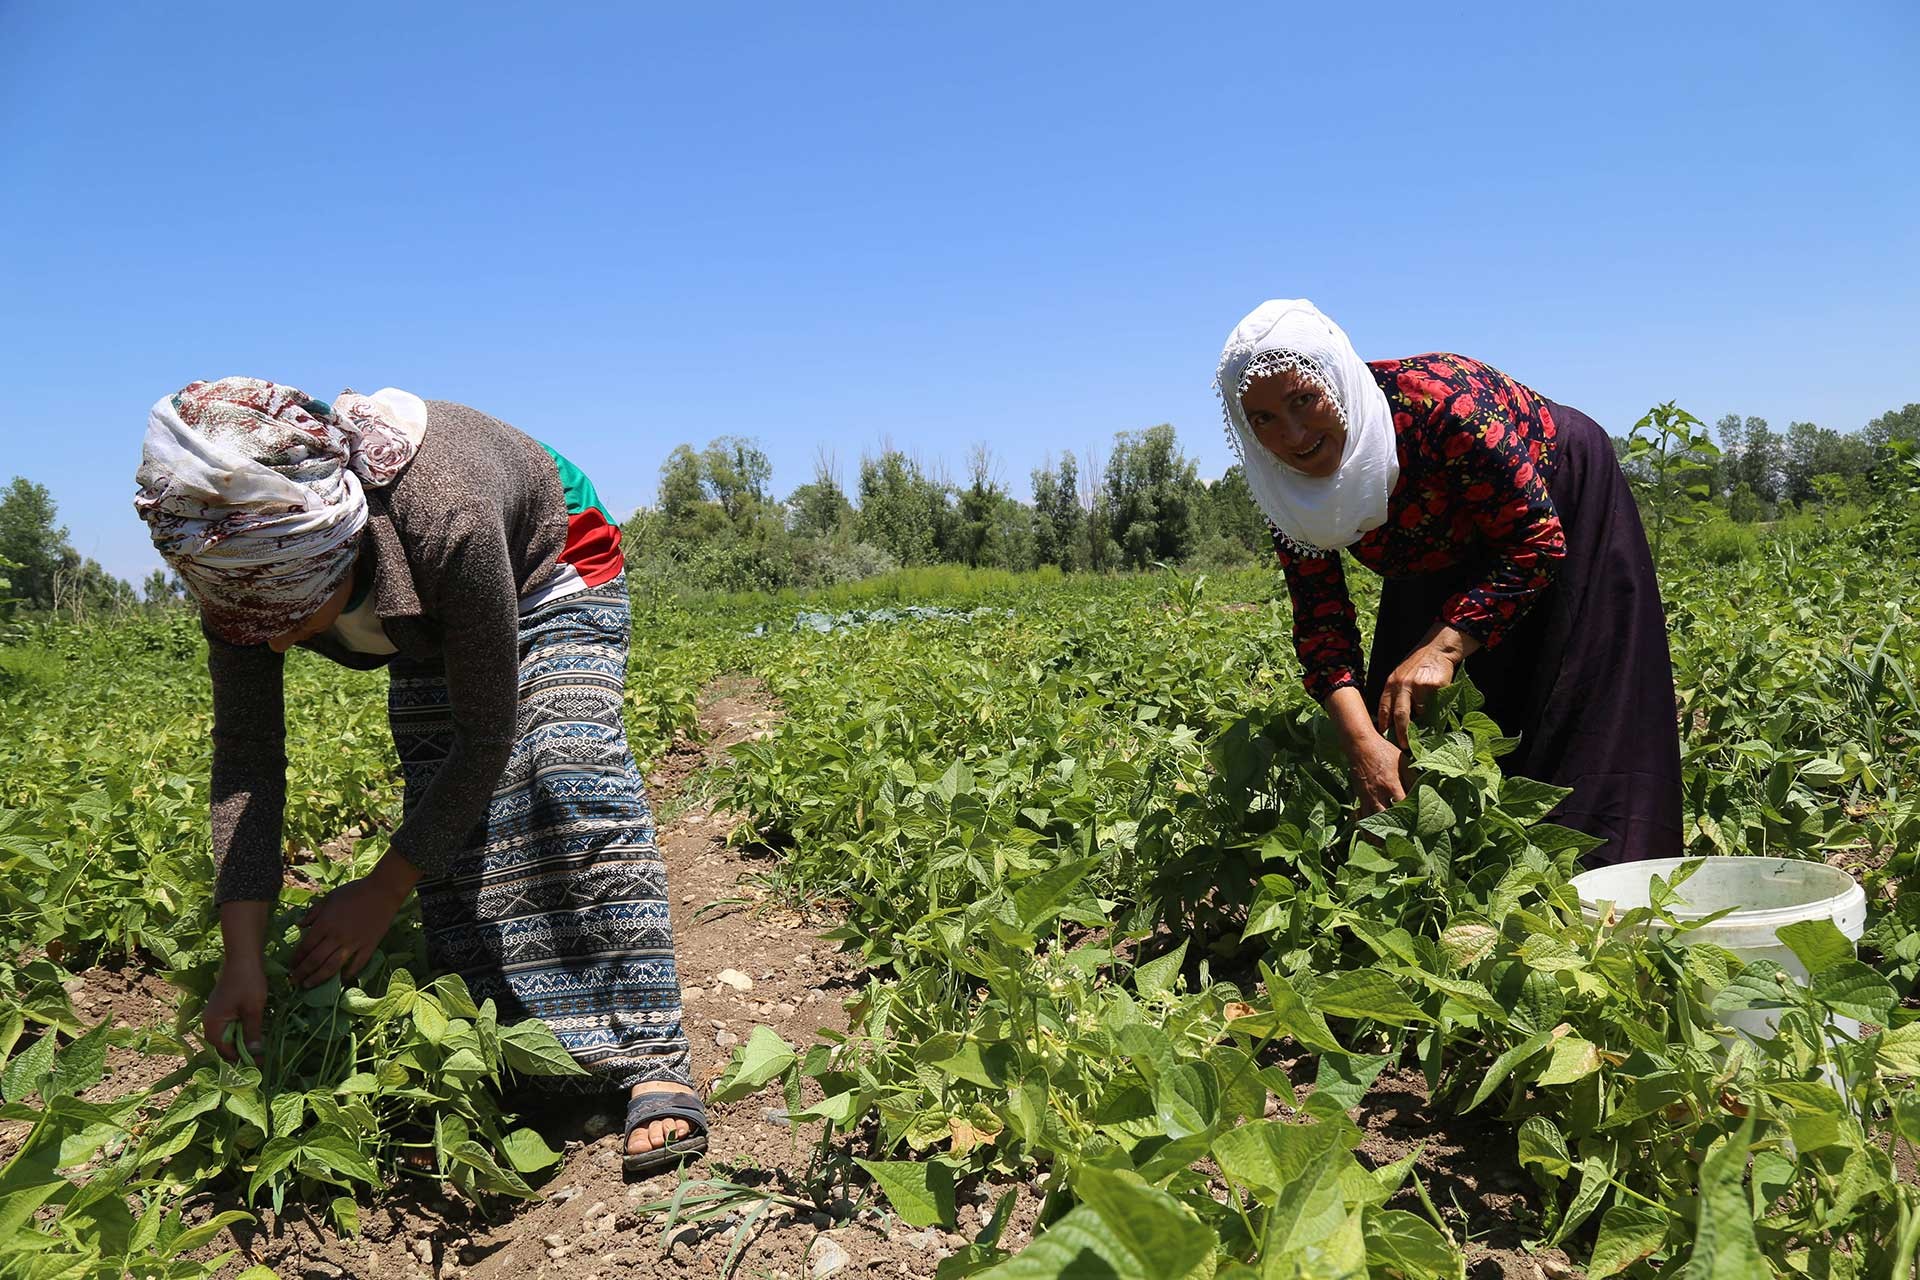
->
xmin=807 ymin=1232 xmax=852 ymax=1278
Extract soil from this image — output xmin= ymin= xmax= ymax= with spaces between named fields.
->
xmin=18 ymin=674 xmax=1565 ymax=1279
xmin=1344 ymin=1067 xmax=1575 ymax=1279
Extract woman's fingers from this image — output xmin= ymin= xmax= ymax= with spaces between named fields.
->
xmin=1391 ymin=683 xmax=1414 ymax=746
xmin=239 ymin=1003 xmax=266 ymax=1055
xmin=290 ymin=936 xmax=346 ymax=988
xmin=204 ymin=1010 xmax=236 ymax=1061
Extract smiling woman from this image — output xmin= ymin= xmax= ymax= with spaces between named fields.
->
xmin=131 ymin=377 xmax=708 ymax=1176
xmin=1239 ymin=372 xmax=1348 ymax=477
xmin=1215 ymin=300 xmax=1682 ymax=865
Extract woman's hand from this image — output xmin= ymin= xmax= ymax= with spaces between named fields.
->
xmin=206 ymin=900 xmax=271 ymax=1060
xmin=1325 ymin=685 xmax=1410 ymax=815
xmin=203 ymin=953 xmax=268 ymax=1061
xmin=290 ymin=854 xmax=420 ymax=988
xmin=1376 ymin=625 xmax=1481 ymax=747
xmin=1349 ymin=732 xmax=1409 ymax=816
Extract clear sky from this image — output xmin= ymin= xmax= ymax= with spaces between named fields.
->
xmin=2 ymin=1 xmax=1915 ymax=583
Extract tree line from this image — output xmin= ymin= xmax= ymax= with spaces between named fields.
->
xmin=621 ymin=425 xmax=1273 ymax=593
xmin=0 ymin=478 xmax=160 ymax=622
xmin=1618 ymin=403 xmax=1920 ymax=522
xmin=1 ymin=398 xmax=1914 ymax=619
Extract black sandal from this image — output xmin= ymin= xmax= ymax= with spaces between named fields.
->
xmin=622 ymin=1089 xmax=709 ymax=1177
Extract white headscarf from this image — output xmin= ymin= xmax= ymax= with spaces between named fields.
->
xmin=134 ymin=378 xmax=428 ymax=643
xmin=1213 ymin=299 xmax=1399 ymax=554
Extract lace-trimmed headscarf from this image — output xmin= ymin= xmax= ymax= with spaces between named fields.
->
xmin=1213 ymin=299 xmax=1399 ymax=554
xmin=133 ymin=377 xmax=428 ymax=644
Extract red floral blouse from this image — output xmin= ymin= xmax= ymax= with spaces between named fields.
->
xmin=1276 ymin=353 xmax=1565 ymax=702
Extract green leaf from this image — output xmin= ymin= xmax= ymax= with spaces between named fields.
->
xmin=307 ymin=1133 xmax=380 ymax=1190
xmin=1878 ymin=1023 xmax=1920 ymax=1075
xmin=330 ymin=1195 xmax=361 ymax=1237
xmin=1548 ymin=1155 xmax=1614 ymax=1248
xmin=1310 ymin=970 xmax=1430 ymax=1027
xmin=854 ymin=1157 xmax=957 ymax=1229
xmin=1211 ymin=1119 xmax=1345 ymax=1196
xmin=1691 ymin=1119 xmax=1764 ymax=1278
xmin=1587 ymin=1204 xmax=1669 ymax=1279
xmin=1010 ymin=857 xmax=1098 ymax=931
xmin=1809 ymin=960 xmax=1896 ymax=1023
xmin=497 ymin=1126 xmax=562 ymax=1174
xmin=1516 ymin=1115 xmax=1571 ymax=1181
xmin=223 ymin=1083 xmax=269 ymax=1136
xmin=248 ymin=1126 xmax=379 ymax=1201
xmin=1071 ymin=1166 xmax=1215 ymax=1279
xmin=46 ymin=1020 xmax=110 ymax=1099
xmin=1463 ymin=1028 xmax=1558 ymax=1112
xmin=449 ymin=1138 xmax=534 ymax=1198
xmin=1496 ymin=775 xmax=1569 ymax=824
xmin=933 ymin=760 xmax=972 ymax=803
xmin=1309 ymin=1052 xmax=1389 ymax=1112
xmin=412 ymin=994 xmax=449 ymax=1043
xmin=270 ymin=1090 xmax=304 ymax=1137
xmin=1364 ymin=1209 xmax=1458 ymax=1280
xmin=166 ymin=1209 xmax=254 ymax=1255
xmin=248 ymin=1137 xmax=305 ymax=1200
xmin=1 ymin=1031 xmax=56 ymax=1104
xmin=1776 ymin=918 xmax=1856 ymax=975
xmin=1153 ymin=1062 xmax=1220 ymax=1140
xmin=1133 ymin=940 xmax=1189 ymax=999
xmin=976 ymin=1203 xmax=1208 ymax=1280
xmin=1534 ymin=1036 xmax=1601 ymax=1087
xmin=919 ymin=1035 xmax=1011 ymax=1090
xmin=1712 ymin=964 xmax=1795 ymax=1018
xmin=497 ymin=1017 xmax=590 ymax=1077
xmin=1517 ymin=934 xmax=1586 ymax=973
xmin=1413 ymin=785 xmax=1456 ymax=837
xmin=1259 ymin=1148 xmax=1352 ymax=1261
xmin=710 ymin=1026 xmax=797 ymax=1102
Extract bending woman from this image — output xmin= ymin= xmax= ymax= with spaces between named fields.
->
xmin=134 ymin=378 xmax=704 ymax=1174
xmin=1214 ymin=301 xmax=1681 ymax=864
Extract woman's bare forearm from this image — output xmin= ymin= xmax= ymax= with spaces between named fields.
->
xmin=1325 ymin=685 xmax=1380 ymax=753
xmin=218 ymin=900 xmax=270 ymax=965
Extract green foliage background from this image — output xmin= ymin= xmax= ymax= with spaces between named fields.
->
xmin=0 ymin=438 xmax=1917 ymax=1277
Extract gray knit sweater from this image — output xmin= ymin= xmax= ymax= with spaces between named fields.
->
xmin=206 ymin=401 xmax=570 ymax=904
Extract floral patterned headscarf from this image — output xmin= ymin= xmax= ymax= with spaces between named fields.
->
xmin=133 ymin=377 xmax=428 ymax=644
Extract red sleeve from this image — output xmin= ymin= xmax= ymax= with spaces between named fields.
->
xmin=1276 ymin=536 xmax=1365 ymax=701
xmin=1425 ymin=385 xmax=1566 ymax=647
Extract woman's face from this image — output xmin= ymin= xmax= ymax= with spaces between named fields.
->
xmin=265 ymin=574 xmax=355 ymax=653
xmin=1240 ymin=369 xmax=1347 ymax=479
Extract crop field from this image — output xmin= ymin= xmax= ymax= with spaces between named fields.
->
xmin=3 ymin=473 xmax=1920 ymax=1279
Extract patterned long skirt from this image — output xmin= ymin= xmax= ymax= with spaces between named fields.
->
xmin=387 ymin=575 xmax=691 ymax=1091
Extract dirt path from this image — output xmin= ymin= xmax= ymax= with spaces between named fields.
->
xmin=203 ymin=676 xmax=1010 ymax=1280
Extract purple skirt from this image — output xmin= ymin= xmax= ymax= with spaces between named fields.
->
xmin=1364 ymin=402 xmax=1683 ymax=865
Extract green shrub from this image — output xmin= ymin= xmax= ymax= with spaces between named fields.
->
xmin=1689 ymin=518 xmax=1759 ymax=564
xmin=0 ymin=644 xmax=64 ymax=691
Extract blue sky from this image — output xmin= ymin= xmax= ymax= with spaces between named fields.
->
xmin=2 ymin=1 xmax=1915 ymax=583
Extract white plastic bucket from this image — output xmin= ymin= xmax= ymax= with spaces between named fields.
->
xmin=1570 ymin=856 xmax=1868 ymax=1052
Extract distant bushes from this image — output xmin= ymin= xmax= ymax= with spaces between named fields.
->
xmin=1687 ymin=518 xmax=1761 ymax=565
